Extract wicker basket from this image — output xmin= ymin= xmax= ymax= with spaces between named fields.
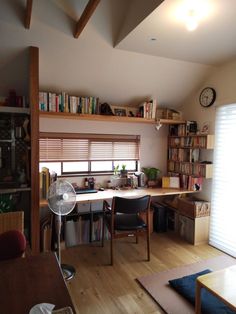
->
xmin=0 ymin=211 xmax=24 ymax=234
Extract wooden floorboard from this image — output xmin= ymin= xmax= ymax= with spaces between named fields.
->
xmin=62 ymin=232 xmax=221 ymax=314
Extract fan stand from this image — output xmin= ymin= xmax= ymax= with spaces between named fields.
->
xmin=55 ymin=214 xmax=76 ymax=281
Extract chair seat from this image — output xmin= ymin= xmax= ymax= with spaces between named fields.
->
xmin=105 ymin=213 xmax=146 ymax=231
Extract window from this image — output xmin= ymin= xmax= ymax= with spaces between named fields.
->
xmin=209 ymin=103 xmax=236 ymax=257
xmin=39 ymin=133 xmax=140 ymax=176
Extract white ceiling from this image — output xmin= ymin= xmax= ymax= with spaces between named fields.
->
xmin=116 ymin=0 xmax=236 ymax=66
xmin=0 ymin=0 xmax=235 ymax=109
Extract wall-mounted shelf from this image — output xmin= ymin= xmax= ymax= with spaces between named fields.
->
xmin=40 ymin=111 xmax=186 ymax=125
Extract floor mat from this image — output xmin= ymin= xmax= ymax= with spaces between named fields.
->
xmin=137 ymin=255 xmax=236 ymax=314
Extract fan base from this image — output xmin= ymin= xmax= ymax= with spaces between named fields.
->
xmin=61 ymin=263 xmax=76 ymax=281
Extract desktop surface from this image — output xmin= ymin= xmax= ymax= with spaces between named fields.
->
xmin=39 ymin=187 xmax=195 ymax=207
xmin=0 ymin=252 xmax=76 ymax=313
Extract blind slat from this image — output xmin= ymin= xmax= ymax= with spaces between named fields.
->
xmin=40 ymin=134 xmax=140 ymax=162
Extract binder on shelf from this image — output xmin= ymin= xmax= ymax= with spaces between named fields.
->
xmin=162 ymin=176 xmax=180 ymax=188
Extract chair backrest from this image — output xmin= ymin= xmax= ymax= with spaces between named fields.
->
xmin=112 ymin=195 xmax=151 ymax=214
xmin=0 ymin=211 xmax=24 ymax=234
xmin=0 ymin=230 xmax=26 ymax=261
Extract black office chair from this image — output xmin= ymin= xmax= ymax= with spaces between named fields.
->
xmin=102 ymin=195 xmax=151 ymax=265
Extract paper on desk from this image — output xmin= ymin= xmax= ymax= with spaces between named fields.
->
xmin=29 ymin=303 xmax=55 ymax=314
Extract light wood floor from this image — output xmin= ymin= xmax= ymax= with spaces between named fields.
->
xmin=62 ymin=232 xmax=221 ymax=314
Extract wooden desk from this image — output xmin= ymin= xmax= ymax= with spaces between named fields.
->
xmin=195 ymin=265 xmax=236 ymax=313
xmin=40 ymin=187 xmax=193 ymax=206
xmin=0 ymin=253 xmax=76 ymax=314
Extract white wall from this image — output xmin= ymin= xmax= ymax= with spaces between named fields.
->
xmin=40 ymin=117 xmax=168 ymax=186
xmin=180 ymin=58 xmax=236 ymax=200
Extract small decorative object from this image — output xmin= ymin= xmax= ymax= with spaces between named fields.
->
xmin=8 ymin=89 xmax=17 ymax=107
xmin=19 ymin=168 xmax=26 ymax=185
xmin=23 ymin=117 xmax=30 ymax=142
xmin=186 ymin=120 xmax=198 ymax=135
xmin=100 ymin=103 xmax=114 ymax=115
xmin=201 ymin=121 xmax=210 ymax=134
xmin=142 ymin=167 xmax=161 ymax=187
xmin=199 ymin=87 xmax=216 ymax=107
xmin=114 ymin=108 xmax=126 ymax=116
xmin=120 ymin=164 xmax=128 ymax=178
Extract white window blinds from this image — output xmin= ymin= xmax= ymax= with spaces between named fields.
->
xmin=39 ymin=133 xmax=140 ymax=162
xmin=209 ymin=103 xmax=236 ymax=257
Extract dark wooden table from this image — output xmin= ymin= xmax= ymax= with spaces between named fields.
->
xmin=0 ymin=252 xmax=76 ymax=314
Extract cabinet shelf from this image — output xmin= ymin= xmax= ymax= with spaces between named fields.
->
xmin=0 ymin=106 xmax=30 ymax=114
xmin=0 ymin=139 xmax=13 ymax=143
xmin=40 ymin=111 xmax=186 ymax=125
xmin=0 ymin=187 xmax=31 ymax=195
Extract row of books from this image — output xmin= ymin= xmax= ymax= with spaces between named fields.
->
xmin=169 ymin=121 xmax=198 ymax=136
xmin=138 ymin=99 xmax=157 ymax=119
xmin=168 ymin=161 xmax=207 ymax=177
xmin=168 ymin=148 xmax=200 ymax=162
xmin=169 ymin=136 xmax=207 ymax=148
xmin=39 ymin=167 xmax=57 ymax=199
xmin=168 ymin=173 xmax=203 ymax=191
xmin=39 ymin=91 xmax=99 ymax=114
xmin=169 ymin=124 xmax=186 ymax=136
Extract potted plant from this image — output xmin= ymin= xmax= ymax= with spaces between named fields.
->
xmin=142 ymin=167 xmax=161 ymax=187
xmin=113 ymin=165 xmax=119 ymax=176
xmin=120 ymin=164 xmax=128 ymax=178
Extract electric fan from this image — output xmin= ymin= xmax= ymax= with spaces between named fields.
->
xmin=48 ymin=179 xmax=76 ymax=281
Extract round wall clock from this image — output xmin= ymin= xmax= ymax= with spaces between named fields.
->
xmin=199 ymin=87 xmax=216 ymax=107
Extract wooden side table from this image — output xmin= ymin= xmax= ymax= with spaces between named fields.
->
xmin=195 ymin=265 xmax=236 ymax=313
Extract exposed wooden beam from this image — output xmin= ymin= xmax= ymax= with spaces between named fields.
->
xmin=25 ymin=0 xmax=33 ymax=29
xmin=74 ymin=0 xmax=100 ymax=38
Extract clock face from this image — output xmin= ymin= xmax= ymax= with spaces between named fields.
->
xmin=199 ymin=87 xmax=216 ymax=107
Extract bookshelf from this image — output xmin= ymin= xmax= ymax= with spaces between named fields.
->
xmin=39 ymin=90 xmax=186 ymax=124
xmin=167 ymin=123 xmax=214 ymax=190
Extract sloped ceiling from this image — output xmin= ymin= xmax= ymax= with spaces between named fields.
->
xmin=116 ymin=0 xmax=236 ymax=66
xmin=1 ymin=0 xmax=231 ymax=109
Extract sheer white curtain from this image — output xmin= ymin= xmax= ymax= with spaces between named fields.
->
xmin=209 ymin=103 xmax=236 ymax=257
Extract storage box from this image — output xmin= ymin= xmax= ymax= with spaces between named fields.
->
xmin=156 ymin=108 xmax=182 ymax=120
xmin=177 ymin=197 xmax=210 ymax=219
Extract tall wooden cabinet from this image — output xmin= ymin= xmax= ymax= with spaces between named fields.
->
xmin=29 ymin=46 xmax=39 ymax=253
xmin=0 ymin=46 xmax=39 ymax=253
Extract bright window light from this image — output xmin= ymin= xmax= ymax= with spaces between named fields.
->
xmin=63 ymin=162 xmax=88 ymax=173
xmin=209 ymin=104 xmax=236 ymax=257
xmin=91 ymin=161 xmax=113 ymax=172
